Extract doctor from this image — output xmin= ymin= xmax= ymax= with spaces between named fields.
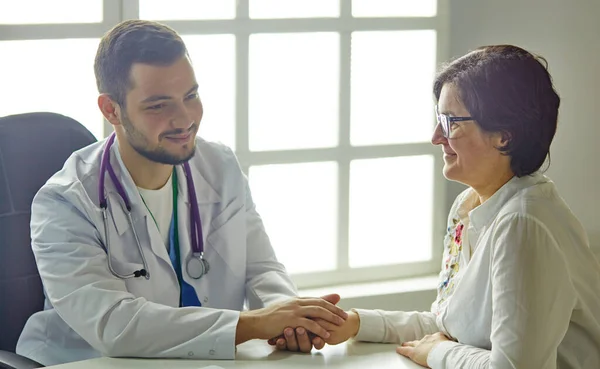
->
xmin=16 ymin=19 xmax=347 ymax=366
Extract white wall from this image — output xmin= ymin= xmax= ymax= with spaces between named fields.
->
xmin=446 ymin=0 xmax=600 ymax=258
xmin=337 ymin=289 xmax=436 ymax=312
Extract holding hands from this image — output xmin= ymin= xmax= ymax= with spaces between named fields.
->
xmin=263 ymin=295 xmax=450 ymax=369
xmin=267 ymin=294 xmax=361 ymax=352
xmin=236 ymin=293 xmax=348 ymax=347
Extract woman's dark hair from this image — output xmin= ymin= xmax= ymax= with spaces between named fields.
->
xmin=433 ymin=45 xmax=560 ymax=177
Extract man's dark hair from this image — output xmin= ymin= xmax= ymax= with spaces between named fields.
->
xmin=94 ymin=20 xmax=188 ymax=106
xmin=433 ymin=45 xmax=560 ymax=177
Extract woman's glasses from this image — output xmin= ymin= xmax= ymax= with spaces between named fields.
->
xmin=435 ymin=106 xmax=473 ymax=138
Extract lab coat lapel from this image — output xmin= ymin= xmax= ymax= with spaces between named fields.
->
xmin=175 ymin=163 xmax=220 ymax=287
xmin=106 ymin=140 xmax=173 ymax=267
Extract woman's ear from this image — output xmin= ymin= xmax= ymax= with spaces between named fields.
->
xmin=501 ymin=131 xmax=512 ymax=146
xmin=493 ymin=131 xmax=511 ymax=149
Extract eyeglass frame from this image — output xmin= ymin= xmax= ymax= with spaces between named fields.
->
xmin=435 ymin=105 xmax=474 ymax=138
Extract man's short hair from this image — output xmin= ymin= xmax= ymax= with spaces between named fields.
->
xmin=94 ymin=20 xmax=188 ymax=106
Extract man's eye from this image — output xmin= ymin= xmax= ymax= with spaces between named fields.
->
xmin=186 ymin=93 xmax=199 ymax=100
xmin=147 ymin=104 xmax=164 ymax=110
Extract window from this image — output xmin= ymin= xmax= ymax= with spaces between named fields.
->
xmin=183 ymin=34 xmax=236 ymax=148
xmin=352 ymin=0 xmax=437 ymax=17
xmin=0 ymin=0 xmax=103 ymax=24
xmin=0 ymin=0 xmax=113 ymax=139
xmin=0 ymin=39 xmax=102 ymax=138
xmin=2 ymin=0 xmax=448 ymax=288
xmin=138 ymin=0 xmax=448 ymax=288
xmin=248 ymin=32 xmax=340 ymax=151
xmin=350 ymin=30 xmax=436 ymax=146
xmin=249 ymin=162 xmax=339 ymax=274
xmin=250 ymin=0 xmax=340 ymax=19
xmin=139 ymin=0 xmax=236 ymax=21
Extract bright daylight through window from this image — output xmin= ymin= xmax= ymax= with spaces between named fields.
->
xmin=0 ymin=0 xmax=446 ymax=288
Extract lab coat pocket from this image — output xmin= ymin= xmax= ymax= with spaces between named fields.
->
xmin=108 ymin=259 xmax=145 ymax=279
xmin=206 ymin=203 xmax=246 ymax=277
xmin=108 ymin=260 xmax=156 ymax=300
xmin=104 ymin=213 xmax=148 ymax=264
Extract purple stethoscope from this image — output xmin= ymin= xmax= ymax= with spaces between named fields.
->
xmin=99 ymin=133 xmax=209 ymax=280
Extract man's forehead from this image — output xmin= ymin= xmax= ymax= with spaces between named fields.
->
xmin=130 ymin=58 xmax=193 ymax=81
xmin=128 ymin=59 xmax=196 ymax=97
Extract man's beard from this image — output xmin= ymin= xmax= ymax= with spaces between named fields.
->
xmin=121 ymin=113 xmax=196 ymax=165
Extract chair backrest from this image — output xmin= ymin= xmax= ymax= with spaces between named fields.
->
xmin=0 ymin=112 xmax=97 ymax=352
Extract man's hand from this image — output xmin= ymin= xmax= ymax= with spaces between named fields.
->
xmin=268 ymin=294 xmax=341 ymax=352
xmin=396 ymin=332 xmax=450 ymax=368
xmin=235 ymin=295 xmax=348 ymax=345
xmin=270 ymin=326 xmax=324 ymax=353
xmin=268 ymin=297 xmax=361 ymax=352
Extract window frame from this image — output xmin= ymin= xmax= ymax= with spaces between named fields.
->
xmin=0 ymin=0 xmax=449 ymax=289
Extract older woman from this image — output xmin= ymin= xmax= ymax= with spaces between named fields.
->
xmin=276 ymin=45 xmax=600 ymax=368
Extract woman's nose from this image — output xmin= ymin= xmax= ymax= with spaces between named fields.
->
xmin=431 ymin=123 xmax=446 ymax=145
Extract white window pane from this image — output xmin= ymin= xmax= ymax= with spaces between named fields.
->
xmin=0 ymin=39 xmax=103 ymax=139
xmin=140 ymin=0 xmax=235 ymax=20
xmin=0 ymin=0 xmax=103 ymax=24
xmin=183 ymin=35 xmax=236 ymax=149
xmin=349 ymin=155 xmax=433 ymax=268
xmin=351 ymin=31 xmax=436 ymax=146
xmin=352 ymin=0 xmax=437 ymax=17
xmin=250 ymin=0 xmax=339 ymax=19
xmin=249 ymin=162 xmax=338 ymax=274
xmin=249 ymin=33 xmax=339 ymax=151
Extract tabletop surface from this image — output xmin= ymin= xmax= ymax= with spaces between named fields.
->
xmin=45 ymin=340 xmax=423 ymax=368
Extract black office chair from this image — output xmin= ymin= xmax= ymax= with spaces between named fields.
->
xmin=0 ymin=113 xmax=97 ymax=369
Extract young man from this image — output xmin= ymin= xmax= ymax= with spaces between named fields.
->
xmin=16 ymin=20 xmax=345 ymax=366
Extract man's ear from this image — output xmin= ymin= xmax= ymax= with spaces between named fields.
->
xmin=98 ymin=94 xmax=123 ymax=127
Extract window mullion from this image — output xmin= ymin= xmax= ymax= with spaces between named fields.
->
xmin=235 ymin=0 xmax=250 ymax=175
xmin=120 ymin=0 xmax=139 ymax=20
xmin=336 ymin=3 xmax=352 ymax=271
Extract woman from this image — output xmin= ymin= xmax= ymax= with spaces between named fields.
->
xmin=275 ymin=45 xmax=600 ymax=368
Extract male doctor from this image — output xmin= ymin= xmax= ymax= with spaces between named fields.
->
xmin=16 ymin=20 xmax=347 ymax=366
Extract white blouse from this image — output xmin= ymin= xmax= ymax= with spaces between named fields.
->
xmin=354 ymin=172 xmax=600 ymax=368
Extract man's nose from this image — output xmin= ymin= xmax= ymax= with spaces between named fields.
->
xmin=171 ymin=104 xmax=194 ymax=130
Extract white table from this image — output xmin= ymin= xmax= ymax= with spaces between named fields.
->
xmin=45 ymin=340 xmax=423 ymax=368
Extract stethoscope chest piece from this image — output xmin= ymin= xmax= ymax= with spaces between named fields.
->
xmin=186 ymin=253 xmax=209 ymax=279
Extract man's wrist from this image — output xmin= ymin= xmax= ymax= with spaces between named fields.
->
xmin=235 ymin=311 xmax=260 ymax=345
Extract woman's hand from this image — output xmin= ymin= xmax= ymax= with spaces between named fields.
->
xmin=396 ymin=332 xmax=451 ymax=368
xmin=320 ymin=309 xmax=360 ymax=345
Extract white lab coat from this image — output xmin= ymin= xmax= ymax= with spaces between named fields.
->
xmin=16 ymin=137 xmax=298 ymax=366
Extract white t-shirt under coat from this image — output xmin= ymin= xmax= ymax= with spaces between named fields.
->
xmin=137 ymin=174 xmax=173 ymax=250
